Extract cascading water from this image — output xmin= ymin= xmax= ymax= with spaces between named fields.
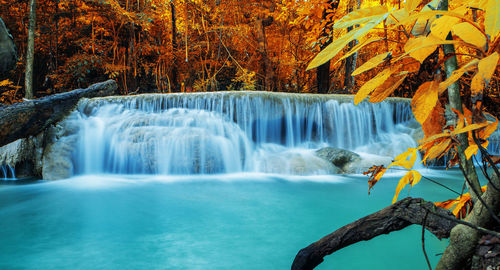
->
xmin=63 ymin=92 xmax=420 ymax=176
xmin=0 ymin=164 xmax=15 ymax=179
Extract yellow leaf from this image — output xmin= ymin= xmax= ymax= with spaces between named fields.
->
xmin=451 ymin=122 xmax=489 ymax=136
xmin=424 ymin=138 xmax=452 ymax=162
xmin=307 ymin=30 xmax=359 ymax=70
xmin=386 ymin=8 xmax=409 ymax=25
xmin=334 ymin=37 xmax=384 ymax=66
xmin=308 ymin=11 xmax=390 ymax=70
xmin=369 ymin=74 xmax=408 ymax=103
xmin=396 ymin=10 xmax=471 ymax=28
xmin=430 ymin=16 xmax=461 ymax=40
xmin=452 ymin=195 xmax=470 ymax=216
xmin=464 ymin=143 xmax=485 ymax=160
xmin=404 ymin=36 xmax=438 ymax=63
xmin=354 ymin=65 xmax=401 ymax=105
xmin=405 ymin=0 xmax=422 ymax=13
xmin=411 ymin=80 xmax=439 ymax=124
xmin=470 ymin=52 xmax=500 ymax=99
xmin=408 ymin=0 xmax=441 ymax=35
xmin=392 ymin=170 xmax=421 ymax=203
xmin=352 ymin=52 xmax=391 ymax=76
xmin=452 ymin=22 xmax=487 ymax=50
xmin=464 ymin=145 xmax=477 ymax=159
xmin=438 ymin=59 xmax=479 ymax=94
xmin=484 ymin=0 xmax=499 ymax=38
xmin=418 ymin=131 xmax=451 ymax=145
xmin=389 ymin=148 xmax=418 ymax=169
xmin=334 ymin=6 xmax=388 ymax=29
xmin=480 ymin=118 xmax=499 ymax=139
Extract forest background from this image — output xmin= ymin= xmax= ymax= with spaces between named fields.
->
xmin=3 ymin=0 xmax=490 ymax=104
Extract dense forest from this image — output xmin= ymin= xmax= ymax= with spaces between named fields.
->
xmin=3 ymin=0 xmax=495 ymax=101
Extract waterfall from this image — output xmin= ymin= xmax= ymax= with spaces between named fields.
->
xmin=61 ymin=92 xmax=419 ymax=176
xmin=0 ymin=164 xmax=15 ymax=179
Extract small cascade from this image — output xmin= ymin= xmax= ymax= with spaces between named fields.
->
xmin=0 ymin=164 xmax=15 ymax=179
xmin=58 ymin=92 xmax=418 ymax=176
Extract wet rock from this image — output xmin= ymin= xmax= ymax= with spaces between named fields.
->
xmin=471 ymin=235 xmax=500 ymax=270
xmin=315 ymin=147 xmax=362 ymax=173
xmin=0 ymin=17 xmax=17 ymax=78
xmin=42 ymin=135 xmax=77 ymax=180
xmin=0 ymin=134 xmax=44 ymax=178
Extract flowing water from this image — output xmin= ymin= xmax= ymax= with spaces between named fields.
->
xmin=0 ymin=92 xmax=495 ymax=269
xmin=69 ymin=92 xmax=416 ymax=176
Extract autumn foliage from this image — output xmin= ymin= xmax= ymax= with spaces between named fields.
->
xmin=316 ymin=0 xmax=500 ymax=213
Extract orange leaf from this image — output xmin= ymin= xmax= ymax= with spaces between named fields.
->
xmin=484 ymin=0 xmax=499 ymax=38
xmin=452 ymin=22 xmax=487 ymax=50
xmin=423 ymin=138 xmax=452 ymax=164
xmin=431 ymin=15 xmax=461 ymax=40
xmin=369 ymin=74 xmax=408 ymax=103
xmin=411 ymin=80 xmax=439 ymax=124
xmin=388 ymin=148 xmax=418 ymax=169
xmin=471 ymin=52 xmax=500 ymax=100
xmin=354 ymin=65 xmax=401 ymax=105
xmin=352 ymin=52 xmax=392 ymax=76
xmin=392 ymin=170 xmax=422 ymax=203
xmin=438 ymin=59 xmax=479 ymax=94
xmin=421 ymin=103 xmax=445 ymax=137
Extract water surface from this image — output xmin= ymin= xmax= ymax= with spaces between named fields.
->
xmin=0 ymin=170 xmax=462 ymax=269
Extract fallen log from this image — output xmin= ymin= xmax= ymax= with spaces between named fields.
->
xmin=0 ymin=80 xmax=117 ymax=147
xmin=291 ymin=197 xmax=458 ymax=270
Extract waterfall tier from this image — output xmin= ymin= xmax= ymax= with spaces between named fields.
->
xmin=60 ymin=92 xmax=417 ymax=176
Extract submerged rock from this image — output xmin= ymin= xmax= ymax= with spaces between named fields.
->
xmin=315 ymin=147 xmax=361 ymax=173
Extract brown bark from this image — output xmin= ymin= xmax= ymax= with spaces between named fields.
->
xmin=0 ymin=80 xmax=117 ymax=147
xmin=292 ymin=197 xmax=458 ymax=270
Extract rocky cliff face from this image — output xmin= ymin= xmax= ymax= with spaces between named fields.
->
xmin=0 ymin=17 xmax=17 ymax=79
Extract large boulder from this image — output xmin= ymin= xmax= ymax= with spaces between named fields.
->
xmin=315 ymin=147 xmax=361 ymax=173
xmin=0 ymin=17 xmax=17 ymax=78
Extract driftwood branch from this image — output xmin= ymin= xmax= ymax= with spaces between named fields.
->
xmin=291 ymin=197 xmax=458 ymax=270
xmin=0 ymin=80 xmax=117 ymax=147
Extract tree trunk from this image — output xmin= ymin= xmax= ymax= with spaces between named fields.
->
xmin=25 ymin=0 xmax=36 ymax=99
xmin=170 ymin=2 xmax=179 ymax=92
xmin=256 ymin=16 xmax=275 ymax=92
xmin=316 ymin=0 xmax=340 ymax=94
xmin=435 ymin=0 xmax=496 ymax=268
xmin=343 ymin=0 xmax=360 ymax=93
xmin=292 ymin=197 xmax=458 ymax=270
xmin=0 ymin=80 xmax=117 ymax=147
xmin=316 ymin=60 xmax=330 ymax=94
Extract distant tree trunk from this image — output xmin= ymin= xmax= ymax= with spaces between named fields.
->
xmin=256 ymin=16 xmax=275 ymax=92
xmin=316 ymin=0 xmax=339 ymax=94
xmin=25 ymin=0 xmax=36 ymax=99
xmin=170 ymin=1 xmax=179 ymax=92
xmin=343 ymin=0 xmax=360 ymax=93
xmin=316 ymin=60 xmax=330 ymax=94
